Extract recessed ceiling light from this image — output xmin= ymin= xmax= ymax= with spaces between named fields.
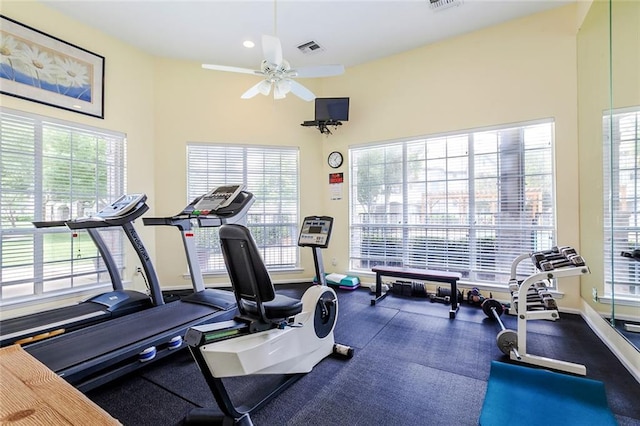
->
xmin=243 ymin=40 xmax=255 ymax=48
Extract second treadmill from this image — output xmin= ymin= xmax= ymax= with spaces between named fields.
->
xmin=1 ymin=194 xmax=154 ymax=347
xmin=24 ymin=188 xmax=254 ymax=392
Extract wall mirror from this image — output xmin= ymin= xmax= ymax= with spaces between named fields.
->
xmin=578 ymin=0 xmax=640 ymax=351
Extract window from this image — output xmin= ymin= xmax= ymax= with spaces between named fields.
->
xmin=350 ymin=120 xmax=556 ymax=285
xmin=0 ymin=108 xmax=127 ymax=304
xmin=187 ymin=143 xmax=299 ymax=273
xmin=604 ymin=107 xmax=640 ymax=298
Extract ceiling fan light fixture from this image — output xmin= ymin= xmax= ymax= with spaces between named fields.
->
xmin=258 ymin=80 xmax=272 ymax=96
xmin=274 ymin=79 xmax=291 ymax=99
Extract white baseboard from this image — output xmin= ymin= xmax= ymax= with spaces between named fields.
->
xmin=580 ymin=301 xmax=640 ymax=384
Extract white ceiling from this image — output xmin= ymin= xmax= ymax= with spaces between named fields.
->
xmin=42 ymin=0 xmax=573 ymax=71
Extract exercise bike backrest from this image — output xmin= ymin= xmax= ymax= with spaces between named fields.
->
xmin=219 ymin=224 xmax=303 ymax=329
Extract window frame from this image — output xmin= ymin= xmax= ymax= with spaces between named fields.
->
xmin=186 ymin=143 xmax=300 ymax=274
xmin=0 ymin=107 xmax=127 ymax=306
xmin=348 ymin=119 xmax=557 ymax=287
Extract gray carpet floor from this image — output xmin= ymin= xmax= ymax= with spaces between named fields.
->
xmin=87 ymin=285 xmax=640 ymax=426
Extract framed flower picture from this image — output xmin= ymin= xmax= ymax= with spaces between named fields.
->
xmin=0 ymin=15 xmax=105 ymax=118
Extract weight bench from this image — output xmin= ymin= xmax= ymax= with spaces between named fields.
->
xmin=371 ymin=266 xmax=462 ymax=318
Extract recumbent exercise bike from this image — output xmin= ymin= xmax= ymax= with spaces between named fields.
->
xmin=184 ymin=216 xmax=352 ymax=425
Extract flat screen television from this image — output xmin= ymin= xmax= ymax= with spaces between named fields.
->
xmin=315 ymin=97 xmax=349 ymax=122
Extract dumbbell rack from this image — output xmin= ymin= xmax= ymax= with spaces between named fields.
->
xmin=506 ymin=253 xmax=557 ymax=317
xmin=508 ymin=249 xmax=590 ymax=375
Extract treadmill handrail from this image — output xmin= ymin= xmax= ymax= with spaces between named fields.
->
xmin=32 ymin=220 xmax=68 ymax=228
xmin=31 ymin=223 xmax=124 ymax=291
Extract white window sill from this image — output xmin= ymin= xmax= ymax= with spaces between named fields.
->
xmin=596 ymin=296 xmax=640 ymax=308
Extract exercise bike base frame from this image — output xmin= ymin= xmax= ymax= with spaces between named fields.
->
xmin=187 ymin=346 xmax=303 ymax=422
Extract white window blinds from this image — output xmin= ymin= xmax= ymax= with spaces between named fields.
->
xmin=604 ymin=107 xmax=640 ymax=299
xmin=0 ymin=108 xmax=126 ymax=303
xmin=186 ymin=143 xmax=299 ymax=273
xmin=350 ymin=120 xmax=556 ymax=285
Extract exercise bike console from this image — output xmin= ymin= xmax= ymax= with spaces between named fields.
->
xmin=299 ymin=216 xmax=333 ymax=287
xmin=298 ymin=216 xmax=333 ymax=248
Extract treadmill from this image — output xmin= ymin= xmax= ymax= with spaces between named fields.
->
xmin=0 ymin=194 xmax=154 ymax=347
xmin=23 ymin=188 xmax=253 ymax=392
xmin=142 ymin=184 xmax=254 ymax=306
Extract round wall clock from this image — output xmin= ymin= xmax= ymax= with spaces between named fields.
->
xmin=328 ymin=151 xmax=343 ymax=168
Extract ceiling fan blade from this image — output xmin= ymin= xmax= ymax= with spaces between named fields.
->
xmin=202 ymin=64 xmax=261 ymax=76
xmin=241 ymin=80 xmax=272 ymax=99
xmin=291 ymin=64 xmax=345 ymax=78
xmin=262 ymin=34 xmax=283 ymax=66
xmin=288 ymin=80 xmax=316 ymax=102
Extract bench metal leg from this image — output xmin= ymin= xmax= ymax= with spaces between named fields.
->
xmin=371 ymin=273 xmax=388 ymax=305
xmin=449 ymin=280 xmax=459 ymax=319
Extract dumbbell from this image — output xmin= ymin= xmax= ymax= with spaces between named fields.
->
xmin=559 ymin=247 xmax=577 ymax=257
xmin=512 ymin=285 xmax=548 ymax=298
xmin=543 ymin=297 xmax=558 ymax=310
xmin=531 ymin=252 xmax=565 ymax=268
xmin=481 ymin=299 xmax=521 ymax=359
xmin=509 ymin=280 xmax=547 ymax=295
xmin=511 ymin=299 xmax=545 ymax=313
xmin=429 ymin=294 xmax=451 ymax=305
xmin=531 ymin=247 xmax=579 ymax=268
xmin=539 ymin=254 xmax=585 ymax=271
xmin=621 ymin=249 xmax=640 ymax=261
xmin=533 ymin=281 xmax=549 ymax=289
xmin=536 ymin=246 xmax=561 ymax=256
xmin=512 ymin=294 xmax=543 ymax=304
xmin=536 ymin=289 xmax=555 ymax=300
xmin=436 ymin=286 xmax=463 ymax=302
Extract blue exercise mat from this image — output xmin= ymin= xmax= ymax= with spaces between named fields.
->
xmin=479 ymin=361 xmax=617 ymax=426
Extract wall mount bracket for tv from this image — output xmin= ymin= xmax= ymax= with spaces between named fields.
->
xmin=301 ymin=120 xmax=342 ymax=135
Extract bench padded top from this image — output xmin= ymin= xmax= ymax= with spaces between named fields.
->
xmin=371 ymin=266 xmax=461 ymax=282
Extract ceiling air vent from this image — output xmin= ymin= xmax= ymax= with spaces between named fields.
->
xmin=297 ymin=40 xmax=325 ymax=55
xmin=429 ymin=0 xmax=463 ymax=11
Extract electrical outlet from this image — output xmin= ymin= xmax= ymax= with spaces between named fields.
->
xmin=592 ymin=287 xmax=598 ymax=302
xmin=331 ymin=257 xmax=337 ymax=267
xmin=136 ymin=266 xmax=143 ymax=275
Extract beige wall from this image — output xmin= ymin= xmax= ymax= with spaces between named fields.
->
xmin=320 ymin=4 xmax=583 ymax=307
xmin=151 ymin=57 xmax=323 ymax=286
xmin=147 ymin=5 xmax=584 ymax=303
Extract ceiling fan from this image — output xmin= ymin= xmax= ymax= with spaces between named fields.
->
xmin=202 ymin=35 xmax=344 ymax=101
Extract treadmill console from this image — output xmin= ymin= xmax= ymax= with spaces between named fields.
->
xmin=192 ymin=185 xmax=245 ymax=214
xmin=298 ymin=216 xmax=333 ymax=249
xmin=97 ymin=193 xmax=147 ymax=219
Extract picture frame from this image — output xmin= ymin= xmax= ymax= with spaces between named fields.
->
xmin=0 ymin=15 xmax=105 ymax=119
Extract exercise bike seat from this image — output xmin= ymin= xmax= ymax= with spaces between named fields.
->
xmin=240 ymin=296 xmax=302 ymax=320
xmin=219 ymin=224 xmax=303 ymax=324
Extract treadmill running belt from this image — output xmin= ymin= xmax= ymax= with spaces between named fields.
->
xmin=26 ymin=301 xmax=219 ymax=372
xmin=1 ymin=302 xmax=108 ymax=345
